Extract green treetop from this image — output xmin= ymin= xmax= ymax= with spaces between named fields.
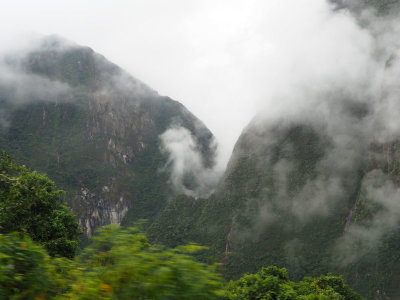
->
xmin=225 ymin=266 xmax=365 ymax=299
xmin=0 ymin=152 xmax=81 ymax=258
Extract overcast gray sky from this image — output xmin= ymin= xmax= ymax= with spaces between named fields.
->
xmin=0 ymin=0 xmax=374 ymax=165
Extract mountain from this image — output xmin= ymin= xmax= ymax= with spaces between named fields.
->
xmin=0 ymin=36 xmax=217 ymax=236
xmin=147 ymin=5 xmax=400 ymax=297
xmin=2 ymin=3 xmax=400 ymax=297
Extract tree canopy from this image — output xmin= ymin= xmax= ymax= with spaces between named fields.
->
xmin=0 ymin=152 xmax=81 ymax=258
xmin=225 ymin=266 xmax=364 ymax=300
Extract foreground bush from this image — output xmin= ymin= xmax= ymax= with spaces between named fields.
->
xmin=0 ymin=232 xmax=55 ymax=299
xmin=0 ymin=226 xmax=223 ymax=299
xmin=0 ymin=227 xmax=364 ymax=299
xmin=65 ymin=225 xmax=224 ymax=299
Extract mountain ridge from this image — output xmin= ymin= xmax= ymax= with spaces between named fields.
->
xmin=0 ymin=35 xmax=218 ymax=236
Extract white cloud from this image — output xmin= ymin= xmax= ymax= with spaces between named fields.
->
xmin=0 ymin=0 xmax=378 ymax=168
xmin=159 ymin=126 xmax=222 ymax=198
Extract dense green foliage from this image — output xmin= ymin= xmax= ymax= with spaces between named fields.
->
xmin=0 ymin=226 xmax=224 ymax=299
xmin=0 ymin=232 xmax=56 ymax=299
xmin=226 ymin=266 xmax=364 ymax=300
xmin=66 ymin=225 xmax=224 ymax=299
xmin=0 ymin=152 xmax=81 ymax=258
xmin=0 ymin=226 xmax=362 ymax=299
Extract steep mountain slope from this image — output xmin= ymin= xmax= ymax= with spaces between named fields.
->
xmin=148 ymin=8 xmax=400 ymax=297
xmin=149 ymin=104 xmax=400 ymax=299
xmin=0 ymin=36 xmax=217 ymax=236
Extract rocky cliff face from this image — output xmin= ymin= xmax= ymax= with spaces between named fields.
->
xmin=0 ymin=36 xmax=217 ymax=236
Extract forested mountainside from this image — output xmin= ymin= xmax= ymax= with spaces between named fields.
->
xmin=0 ymin=36 xmax=217 ymax=236
xmin=147 ymin=2 xmax=400 ymax=299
